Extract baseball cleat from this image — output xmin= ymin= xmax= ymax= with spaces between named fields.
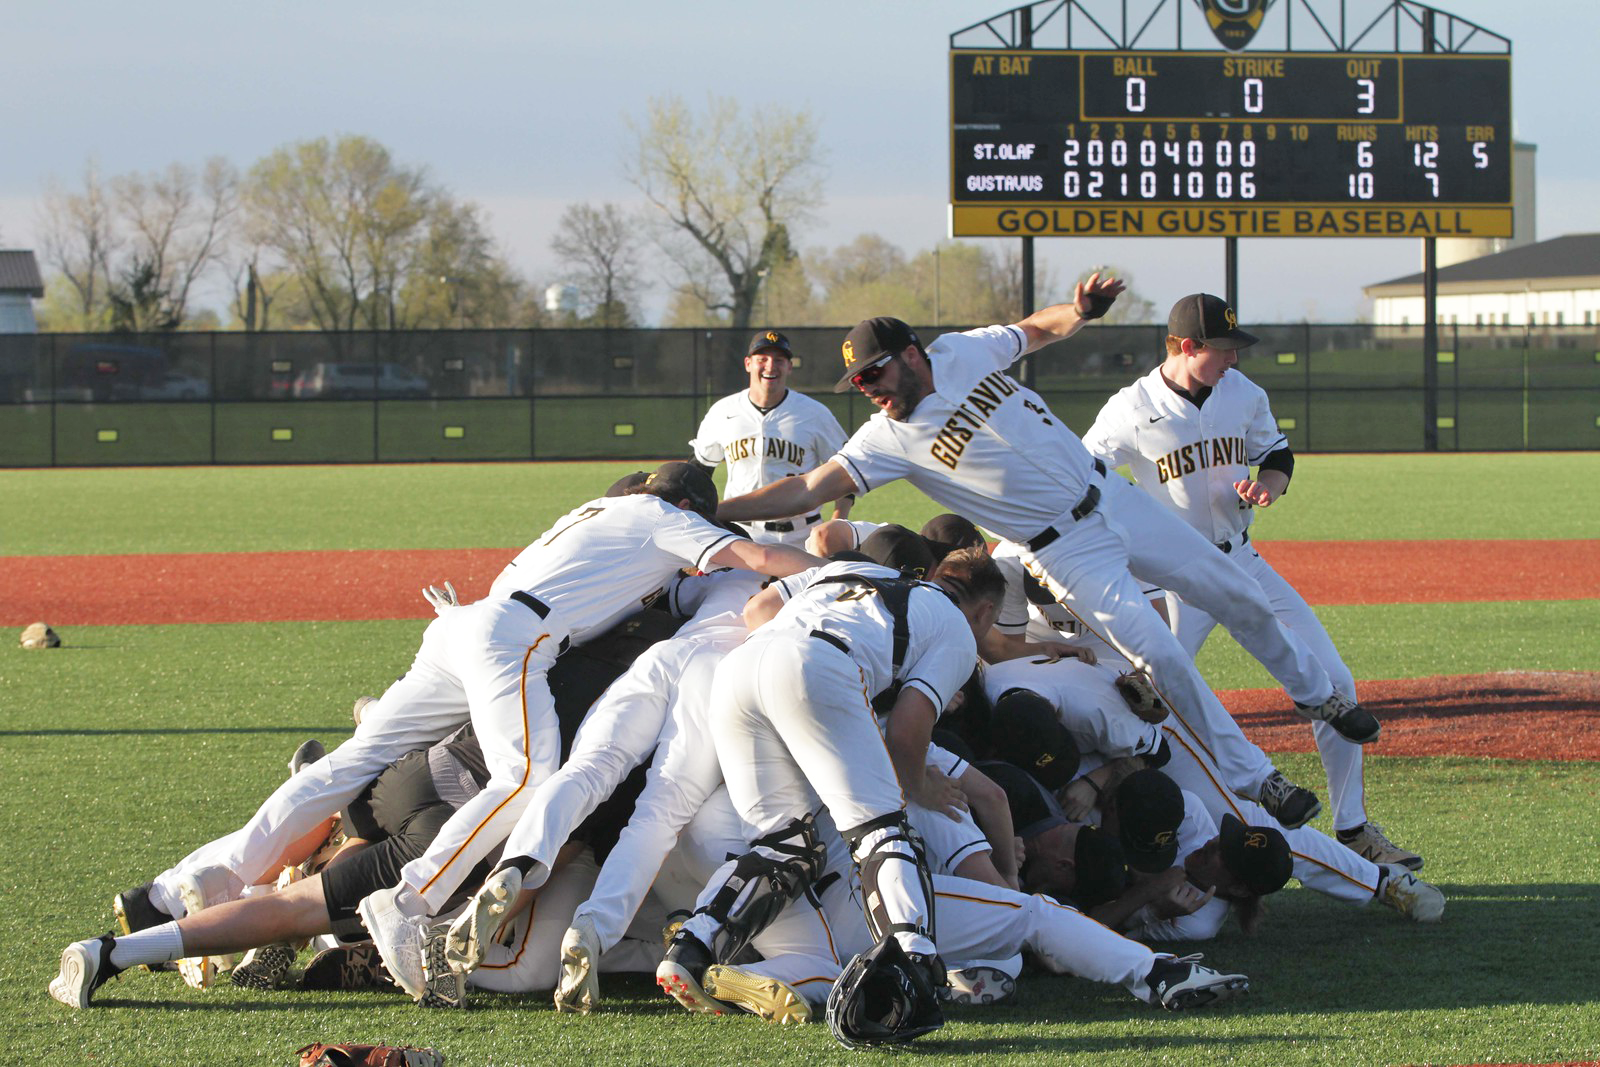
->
xmin=656 ymin=930 xmax=724 ymax=1015
xmin=298 ymin=943 xmax=398 ymax=991
xmin=446 ymin=866 xmax=522 ymax=972
xmin=703 ymin=964 xmax=812 ymax=1025
xmin=1295 ymin=692 xmax=1381 ymax=745
xmin=288 ymin=738 xmax=326 ymax=775
xmin=554 ymin=914 xmax=602 ymax=1014
xmin=113 ymin=881 xmax=166 ymax=936
xmin=229 ymin=943 xmax=299 ymax=991
xmin=113 ymin=881 xmax=172 ymax=973
xmin=50 ymin=934 xmax=122 ymax=1009
xmin=1138 ymin=954 xmax=1249 ymax=1011
xmin=1377 ymin=865 xmax=1445 ymax=923
xmin=946 ymin=964 xmax=1017 ymax=1005
xmin=1257 ymin=769 xmax=1322 ymax=829
xmin=1339 ymin=822 xmax=1423 ymax=871
xmin=356 ymin=887 xmax=430 ymax=1001
xmin=420 ymin=923 xmax=468 ymax=1010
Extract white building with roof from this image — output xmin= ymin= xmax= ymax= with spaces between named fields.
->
xmin=0 ymin=251 xmax=44 ymax=333
xmin=1363 ymin=234 xmax=1600 ymax=329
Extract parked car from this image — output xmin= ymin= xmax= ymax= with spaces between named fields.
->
xmin=142 ymin=371 xmax=211 ymax=400
xmin=292 ymin=362 xmax=430 ymax=398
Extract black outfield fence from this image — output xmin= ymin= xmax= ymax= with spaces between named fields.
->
xmin=0 ymin=324 xmax=1595 ymax=466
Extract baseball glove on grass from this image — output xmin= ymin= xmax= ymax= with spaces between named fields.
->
xmin=296 ymin=1044 xmax=444 ymax=1067
xmin=1115 ymin=669 xmax=1168 ymax=724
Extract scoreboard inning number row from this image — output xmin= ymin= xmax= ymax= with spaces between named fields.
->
xmin=949 ymin=50 xmax=1512 ymax=238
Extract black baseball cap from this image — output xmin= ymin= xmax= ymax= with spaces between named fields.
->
xmin=833 ymin=316 xmax=921 ymax=392
xmin=1218 ymin=814 xmax=1293 ymax=896
xmin=919 ymin=514 xmax=986 ymax=562
xmin=990 ymin=688 xmax=1080 ymax=791
xmin=1070 ymin=825 xmax=1129 ymax=910
xmin=859 ymin=524 xmax=935 ymax=580
xmin=644 ymin=461 xmax=719 ymax=519
xmin=605 ymin=471 xmax=649 ymax=497
xmin=748 ymin=329 xmax=793 ymax=358
xmin=1115 ymin=768 xmax=1185 ymax=873
xmin=1167 ymin=293 xmax=1258 ymax=350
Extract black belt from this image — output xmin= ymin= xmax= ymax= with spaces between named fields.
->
xmin=1025 ymin=459 xmax=1106 ymax=553
xmin=510 ymin=591 xmax=571 ymax=654
xmin=810 ymin=629 xmax=850 ymax=656
xmin=1216 ymin=529 xmax=1251 ymax=554
xmin=762 ymin=513 xmax=823 ymax=533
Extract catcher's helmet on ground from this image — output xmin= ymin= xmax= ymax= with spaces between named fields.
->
xmin=825 ymin=935 xmax=945 ymax=1049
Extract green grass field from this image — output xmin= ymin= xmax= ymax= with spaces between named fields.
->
xmin=4 ymin=454 xmax=1598 ymax=1066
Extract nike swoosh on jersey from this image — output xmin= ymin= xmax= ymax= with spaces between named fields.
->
xmin=1149 ymin=414 xmax=1167 ymax=423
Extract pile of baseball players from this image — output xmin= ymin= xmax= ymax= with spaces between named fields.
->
xmin=50 ymin=278 xmax=1445 ymax=1049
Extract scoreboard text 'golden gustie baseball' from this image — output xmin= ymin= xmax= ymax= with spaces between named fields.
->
xmin=950 ymin=50 xmax=1512 ymax=238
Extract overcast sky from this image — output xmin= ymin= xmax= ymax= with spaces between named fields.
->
xmin=4 ymin=0 xmax=1595 ymax=323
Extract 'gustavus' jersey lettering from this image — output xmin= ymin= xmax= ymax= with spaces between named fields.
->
xmin=724 ymin=435 xmax=807 ymax=467
xmin=1155 ymin=435 xmax=1249 ymax=483
xmin=763 ymin=437 xmax=806 ymax=466
xmin=930 ymin=370 xmax=1021 ymax=470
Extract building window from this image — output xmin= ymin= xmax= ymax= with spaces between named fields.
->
xmin=1503 ymin=313 xmax=1511 ymax=326
xmin=1475 ymin=314 xmax=1484 ymax=327
xmin=1586 ymin=311 xmax=1594 ymax=326
xmin=1556 ymin=311 xmax=1565 ymax=325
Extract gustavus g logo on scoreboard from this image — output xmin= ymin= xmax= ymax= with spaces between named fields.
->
xmin=1202 ymin=0 xmax=1268 ymax=51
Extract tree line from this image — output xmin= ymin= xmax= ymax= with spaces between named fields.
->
xmin=33 ymin=95 xmax=1154 ymax=334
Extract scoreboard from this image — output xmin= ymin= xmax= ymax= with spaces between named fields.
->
xmin=949 ymin=49 xmax=1512 ymax=238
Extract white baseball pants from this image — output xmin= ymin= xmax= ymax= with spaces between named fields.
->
xmin=1167 ymin=543 xmax=1368 ymax=831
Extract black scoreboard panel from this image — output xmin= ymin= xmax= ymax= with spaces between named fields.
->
xmin=950 ymin=50 xmax=1512 ymax=238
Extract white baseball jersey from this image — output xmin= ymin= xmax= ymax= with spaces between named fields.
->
xmin=765 ymin=560 xmax=977 ymax=711
xmin=691 ymin=388 xmax=848 ymax=527
xmin=834 ymin=325 xmax=1101 ymax=543
xmin=1082 ymin=367 xmax=1287 ymax=545
xmin=982 ymin=655 xmax=1165 ymax=764
xmin=488 ymin=495 xmax=741 ymax=644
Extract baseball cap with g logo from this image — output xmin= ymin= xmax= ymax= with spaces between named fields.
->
xmin=1167 ymin=293 xmax=1259 ymax=350
xmin=748 ymin=329 xmax=794 ymax=358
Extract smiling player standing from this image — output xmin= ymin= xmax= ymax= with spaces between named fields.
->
xmin=1081 ymin=293 xmax=1421 ymax=870
xmin=691 ymin=329 xmax=854 ymax=546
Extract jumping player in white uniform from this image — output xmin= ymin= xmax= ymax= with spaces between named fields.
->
xmin=1082 ymin=293 xmax=1421 ymax=870
xmin=714 ymin=276 xmax=1368 ymax=830
xmin=691 ymin=329 xmax=853 ymax=546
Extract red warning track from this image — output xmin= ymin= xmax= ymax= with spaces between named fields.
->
xmin=4 ymin=538 xmax=1596 ymax=627
xmin=1220 ymin=671 xmax=1600 ymax=761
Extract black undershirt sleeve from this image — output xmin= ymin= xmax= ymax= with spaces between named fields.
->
xmin=1258 ymin=445 xmax=1295 ymax=490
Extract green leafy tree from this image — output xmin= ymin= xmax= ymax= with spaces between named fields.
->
xmin=242 ymin=134 xmax=525 ymax=332
xmin=628 ymin=95 xmax=824 ymax=332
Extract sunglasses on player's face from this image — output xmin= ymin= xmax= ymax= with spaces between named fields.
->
xmin=851 ymin=354 xmax=899 ymax=388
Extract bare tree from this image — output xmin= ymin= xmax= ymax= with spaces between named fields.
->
xmin=627 ymin=95 xmax=824 ymax=331
xmin=37 ymin=162 xmax=119 ymax=328
xmin=108 ymin=158 xmax=238 ymax=331
xmin=550 ymin=202 xmax=646 ymax=327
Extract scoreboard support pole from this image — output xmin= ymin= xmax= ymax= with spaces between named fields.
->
xmin=1018 ymin=4 xmax=1037 ymax=390
xmin=1422 ymin=8 xmax=1440 ymax=451
xmin=1225 ymin=238 xmax=1239 ymax=316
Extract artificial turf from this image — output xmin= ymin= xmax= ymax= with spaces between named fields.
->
xmin=4 ymin=454 xmax=1597 ymax=1065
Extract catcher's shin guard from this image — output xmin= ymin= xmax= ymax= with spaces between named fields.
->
xmin=694 ymin=815 xmax=826 ymax=964
xmin=843 ymin=811 xmax=936 ymax=947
